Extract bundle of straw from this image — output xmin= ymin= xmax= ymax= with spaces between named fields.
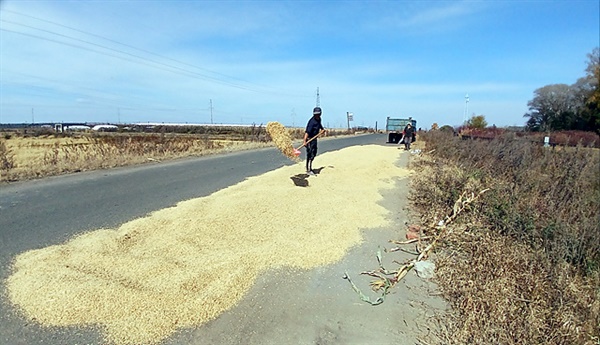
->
xmin=266 ymin=121 xmax=299 ymax=161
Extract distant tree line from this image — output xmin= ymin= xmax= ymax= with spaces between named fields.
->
xmin=524 ymin=48 xmax=599 ymax=133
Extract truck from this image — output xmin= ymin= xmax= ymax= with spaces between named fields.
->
xmin=386 ymin=117 xmax=416 ymax=143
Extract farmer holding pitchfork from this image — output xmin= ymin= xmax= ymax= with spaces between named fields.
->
xmin=304 ymin=106 xmax=326 ymax=175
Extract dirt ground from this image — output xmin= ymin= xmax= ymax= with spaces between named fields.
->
xmin=6 ymin=144 xmax=447 ymax=345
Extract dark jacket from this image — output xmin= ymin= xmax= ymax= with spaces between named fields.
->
xmin=306 ymin=116 xmax=324 ymax=139
xmin=403 ymin=125 xmax=415 ymax=139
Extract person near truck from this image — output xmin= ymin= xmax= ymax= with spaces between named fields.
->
xmin=303 ymin=107 xmax=326 ymax=175
xmin=401 ymin=123 xmax=415 ymax=150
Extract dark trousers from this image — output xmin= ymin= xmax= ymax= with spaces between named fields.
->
xmin=306 ymin=140 xmax=318 ymax=160
xmin=306 ymin=141 xmax=318 ymax=171
xmin=404 ymin=136 xmax=411 ymax=150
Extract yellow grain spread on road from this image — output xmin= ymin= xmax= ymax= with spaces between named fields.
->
xmin=7 ymin=144 xmax=407 ymax=345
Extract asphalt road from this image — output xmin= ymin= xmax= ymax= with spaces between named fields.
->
xmin=0 ymin=133 xmax=396 ymax=345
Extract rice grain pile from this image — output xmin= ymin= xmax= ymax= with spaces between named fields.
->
xmin=7 ymin=144 xmax=409 ymax=345
xmin=266 ymin=121 xmax=298 ymax=160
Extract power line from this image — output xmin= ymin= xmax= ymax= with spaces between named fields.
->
xmin=1 ymin=10 xmax=308 ymax=98
xmin=0 ymin=23 xmax=261 ymax=93
xmin=2 ymin=76 xmax=209 ymax=113
xmin=3 ymin=9 xmax=267 ymax=89
xmin=1 ymin=10 xmax=314 ymax=123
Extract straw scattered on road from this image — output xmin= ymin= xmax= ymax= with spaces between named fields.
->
xmin=7 ymin=144 xmax=409 ymax=345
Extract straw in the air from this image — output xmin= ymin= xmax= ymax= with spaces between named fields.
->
xmin=266 ymin=121 xmax=299 ymax=160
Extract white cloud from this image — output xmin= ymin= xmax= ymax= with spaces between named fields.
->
xmin=362 ymin=1 xmax=487 ymax=35
xmin=400 ymin=2 xmax=474 ymax=28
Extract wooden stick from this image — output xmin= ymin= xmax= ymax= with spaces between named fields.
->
xmin=389 ymin=236 xmax=431 ymax=245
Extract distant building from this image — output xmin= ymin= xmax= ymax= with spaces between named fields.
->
xmin=92 ymin=125 xmax=118 ymax=132
xmin=65 ymin=125 xmax=91 ymax=131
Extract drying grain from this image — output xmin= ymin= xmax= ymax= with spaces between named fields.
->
xmin=266 ymin=121 xmax=298 ymax=160
xmin=7 ymin=144 xmax=409 ymax=345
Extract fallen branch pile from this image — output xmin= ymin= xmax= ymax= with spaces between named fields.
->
xmin=344 ymin=188 xmax=490 ymax=305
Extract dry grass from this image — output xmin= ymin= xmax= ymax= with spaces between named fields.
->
xmin=409 ymin=131 xmax=600 ymax=345
xmin=0 ymin=132 xmax=270 ymax=182
xmin=0 ymin=126 xmax=354 ymax=182
xmin=435 ymin=230 xmax=599 ymax=344
xmin=6 ymin=144 xmax=409 ymax=345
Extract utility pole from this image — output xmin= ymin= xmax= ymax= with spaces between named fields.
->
xmin=31 ymin=108 xmax=34 ymax=125
xmin=210 ymin=99 xmax=213 ymax=124
xmin=315 ymin=87 xmax=320 ymax=107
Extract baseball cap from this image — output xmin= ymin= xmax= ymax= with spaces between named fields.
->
xmin=313 ymin=107 xmax=322 ymax=115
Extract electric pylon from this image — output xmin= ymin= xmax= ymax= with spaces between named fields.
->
xmin=315 ymin=87 xmax=320 ymax=107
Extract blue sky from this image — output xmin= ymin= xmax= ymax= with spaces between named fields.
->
xmin=1 ymin=0 xmax=598 ymax=129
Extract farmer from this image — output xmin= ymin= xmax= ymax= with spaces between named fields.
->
xmin=304 ymin=106 xmax=326 ymax=175
xmin=401 ymin=123 xmax=415 ymax=151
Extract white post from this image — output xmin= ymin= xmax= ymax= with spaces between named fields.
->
xmin=347 ymin=112 xmax=350 ymax=130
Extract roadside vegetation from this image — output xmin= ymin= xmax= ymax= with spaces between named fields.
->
xmin=0 ymin=125 xmax=357 ymax=183
xmin=410 ymin=130 xmax=599 ymax=344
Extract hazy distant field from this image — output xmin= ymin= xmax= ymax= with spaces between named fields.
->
xmin=0 ymin=130 xmax=270 ymax=182
xmin=0 ymin=126 xmax=355 ymax=183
